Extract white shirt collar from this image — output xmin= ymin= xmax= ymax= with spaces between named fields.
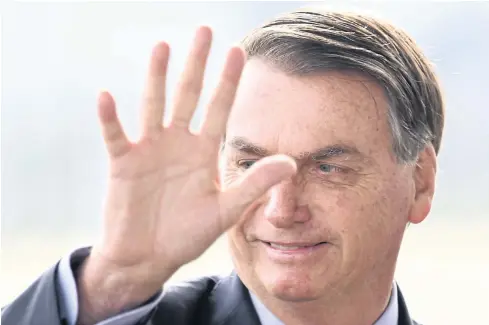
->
xmin=250 ymin=283 xmax=398 ymax=325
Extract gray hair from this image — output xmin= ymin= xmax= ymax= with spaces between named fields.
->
xmin=240 ymin=9 xmax=445 ymax=163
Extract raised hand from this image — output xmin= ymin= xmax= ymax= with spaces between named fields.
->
xmin=78 ymin=27 xmax=296 ymax=324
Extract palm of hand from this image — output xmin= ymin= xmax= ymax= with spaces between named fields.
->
xmin=91 ymin=26 xmax=296 ymax=282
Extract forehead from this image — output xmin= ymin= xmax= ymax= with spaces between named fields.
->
xmin=226 ymin=59 xmax=393 ymax=159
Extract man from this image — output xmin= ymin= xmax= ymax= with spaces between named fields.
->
xmin=2 ymin=8 xmax=444 ymax=325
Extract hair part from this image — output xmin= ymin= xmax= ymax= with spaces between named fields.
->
xmin=240 ymin=9 xmax=445 ymax=164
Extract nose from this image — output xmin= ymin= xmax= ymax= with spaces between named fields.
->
xmin=264 ymin=180 xmax=311 ymax=228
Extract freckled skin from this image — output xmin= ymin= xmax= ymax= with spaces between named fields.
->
xmin=219 ymin=59 xmax=435 ymax=325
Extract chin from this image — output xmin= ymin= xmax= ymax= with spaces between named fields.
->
xmin=270 ymin=288 xmax=322 ymax=303
xmin=259 ymin=266 xmax=326 ymax=302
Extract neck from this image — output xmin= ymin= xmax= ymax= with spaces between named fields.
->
xmin=254 ymin=275 xmax=395 ymax=325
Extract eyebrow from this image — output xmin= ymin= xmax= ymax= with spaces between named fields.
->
xmin=226 ymin=136 xmax=364 ymax=161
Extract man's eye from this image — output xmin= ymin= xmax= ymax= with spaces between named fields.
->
xmin=237 ymin=160 xmax=256 ymax=169
xmin=318 ymin=164 xmax=342 ymax=173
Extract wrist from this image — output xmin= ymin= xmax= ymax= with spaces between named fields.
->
xmin=75 ymin=254 xmax=175 ymax=325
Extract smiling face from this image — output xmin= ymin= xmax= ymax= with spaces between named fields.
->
xmin=220 ymin=59 xmax=435 ymax=307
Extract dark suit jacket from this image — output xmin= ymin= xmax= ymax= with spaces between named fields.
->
xmin=2 ymin=248 xmax=420 ymax=325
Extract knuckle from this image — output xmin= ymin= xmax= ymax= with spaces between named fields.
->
xmin=110 ymin=142 xmax=130 ymax=158
xmin=202 ymin=129 xmax=223 ymax=143
xmin=179 ymin=78 xmax=203 ymax=96
xmin=104 ymin=125 xmax=122 ymax=142
xmin=170 ymin=115 xmax=191 ymax=128
xmin=143 ymin=94 xmax=165 ymax=106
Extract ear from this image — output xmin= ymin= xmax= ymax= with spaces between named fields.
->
xmin=408 ymin=144 xmax=437 ymax=224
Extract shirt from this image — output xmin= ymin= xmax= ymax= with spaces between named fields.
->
xmin=57 ymin=250 xmax=398 ymax=325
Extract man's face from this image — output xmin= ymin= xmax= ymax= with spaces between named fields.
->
xmin=220 ymin=59 xmax=422 ymax=303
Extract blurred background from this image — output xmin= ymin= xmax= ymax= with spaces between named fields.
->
xmin=2 ymin=1 xmax=488 ymax=324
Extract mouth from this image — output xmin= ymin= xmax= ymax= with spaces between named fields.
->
xmin=260 ymin=240 xmax=330 ymax=261
xmin=263 ymin=241 xmax=328 ymax=251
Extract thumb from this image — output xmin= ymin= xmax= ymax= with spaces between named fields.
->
xmin=217 ymin=154 xmax=297 ymax=230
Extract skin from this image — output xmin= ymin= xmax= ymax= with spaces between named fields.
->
xmin=221 ymin=60 xmax=437 ymax=324
xmin=77 ymin=26 xmax=437 ymax=325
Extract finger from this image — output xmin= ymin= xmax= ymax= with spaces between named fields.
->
xmin=217 ymin=155 xmax=297 ymax=230
xmin=98 ymin=91 xmax=131 ymax=158
xmin=170 ymin=26 xmax=212 ymax=128
xmin=200 ymin=46 xmax=245 ymax=140
xmin=141 ymin=42 xmax=170 ymax=136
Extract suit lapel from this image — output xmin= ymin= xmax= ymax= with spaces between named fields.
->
xmin=396 ymin=284 xmax=416 ymax=325
xmin=208 ymin=275 xmax=416 ymax=325
xmin=208 ymin=274 xmax=262 ymax=325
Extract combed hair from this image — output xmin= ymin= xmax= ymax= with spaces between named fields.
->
xmin=240 ymin=9 xmax=445 ymax=163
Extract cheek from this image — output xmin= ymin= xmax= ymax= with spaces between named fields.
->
xmin=227 ymin=208 xmax=262 ymax=264
xmin=227 ymin=227 xmax=251 ymax=266
xmin=333 ymin=172 xmax=409 ymax=228
xmin=327 ymin=180 xmax=408 ymax=263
